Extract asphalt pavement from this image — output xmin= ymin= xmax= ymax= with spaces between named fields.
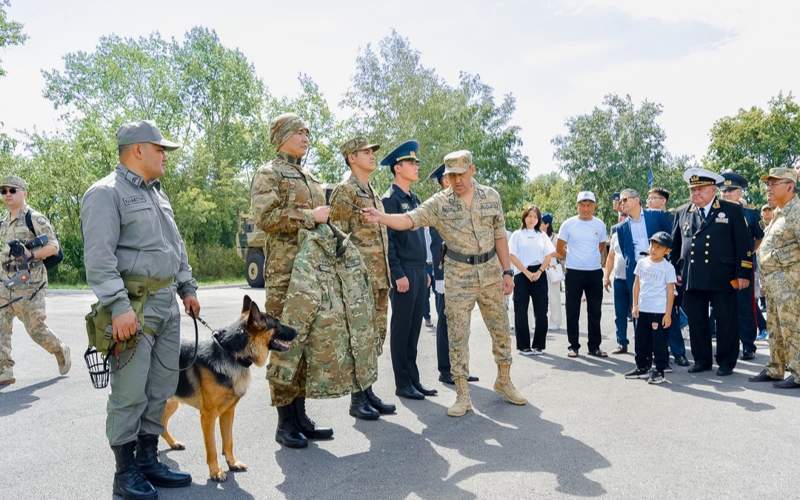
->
xmin=0 ymin=286 xmax=797 ymax=499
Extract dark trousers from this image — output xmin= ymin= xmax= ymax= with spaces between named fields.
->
xmin=736 ymin=279 xmax=757 ymax=353
xmin=565 ymin=268 xmax=604 ymax=352
xmin=667 ymin=305 xmax=686 ymax=358
xmin=634 ymin=311 xmax=670 ymax=372
xmin=683 ymin=289 xmax=739 ymax=369
xmin=513 ymin=266 xmax=549 ymax=350
xmin=389 ymin=267 xmax=427 ymax=389
xmin=435 ymin=291 xmax=450 ymax=376
xmin=423 ymin=264 xmax=433 ymax=321
xmin=613 ymin=278 xmax=631 ymax=346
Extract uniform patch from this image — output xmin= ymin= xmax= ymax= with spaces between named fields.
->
xmin=480 ymin=202 xmax=499 ymax=210
xmin=346 ymin=258 xmax=361 ymax=268
xmin=122 ymin=195 xmax=147 ymax=207
xmin=441 ymin=205 xmax=462 ymax=214
xmin=400 ymin=203 xmax=410 ymax=211
xmin=279 ymin=170 xmax=303 ymax=179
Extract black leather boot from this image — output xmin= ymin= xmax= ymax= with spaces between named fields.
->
xmin=412 ymin=380 xmax=438 ymax=396
xmin=276 ymin=403 xmax=308 ymax=448
xmin=111 ymin=441 xmax=157 ymax=500
xmin=135 ymin=434 xmax=192 ymax=488
xmin=294 ymin=397 xmax=334 ymax=439
xmin=365 ymin=386 xmax=396 ymax=414
xmin=349 ymin=391 xmax=380 ymax=420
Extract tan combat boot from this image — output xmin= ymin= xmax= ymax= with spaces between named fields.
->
xmin=0 ymin=368 xmax=15 ymax=388
xmin=494 ymin=362 xmax=527 ymax=405
xmin=54 ymin=343 xmax=71 ymax=375
xmin=446 ymin=378 xmax=472 ymax=417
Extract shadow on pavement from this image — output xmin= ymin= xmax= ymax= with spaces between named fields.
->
xmin=0 ymin=377 xmax=62 ymax=417
xmin=158 ymin=449 xmax=255 ymax=499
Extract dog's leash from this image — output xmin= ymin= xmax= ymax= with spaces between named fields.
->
xmin=110 ymin=312 xmax=201 ymax=373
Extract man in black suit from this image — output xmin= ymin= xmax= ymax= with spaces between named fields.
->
xmin=671 ymin=168 xmax=752 ymax=376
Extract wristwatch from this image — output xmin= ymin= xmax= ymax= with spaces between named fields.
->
xmin=502 ymin=269 xmax=514 ymax=278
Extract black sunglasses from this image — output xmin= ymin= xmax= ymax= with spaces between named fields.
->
xmin=0 ymin=188 xmax=17 ymax=195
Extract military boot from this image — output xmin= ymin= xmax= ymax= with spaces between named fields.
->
xmin=349 ymin=390 xmax=380 ymax=420
xmin=0 ymin=368 xmax=14 ymax=388
xmin=294 ymin=397 xmax=334 ymax=440
xmin=135 ymin=434 xmax=192 ymax=488
xmin=446 ymin=378 xmax=472 ymax=417
xmin=365 ymin=386 xmax=396 ymax=414
xmin=54 ymin=342 xmax=71 ymax=375
xmin=275 ymin=403 xmax=308 ymax=448
xmin=494 ymin=362 xmax=528 ymax=405
xmin=111 ymin=441 xmax=157 ymax=500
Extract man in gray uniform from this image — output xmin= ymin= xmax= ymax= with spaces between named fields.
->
xmin=81 ymin=120 xmax=201 ymax=500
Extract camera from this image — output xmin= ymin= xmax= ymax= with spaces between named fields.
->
xmin=3 ymin=235 xmax=49 ymax=290
xmin=7 ymin=235 xmax=49 ymax=258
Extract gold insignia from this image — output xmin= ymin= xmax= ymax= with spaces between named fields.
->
xmin=724 ymin=180 xmax=732 ymax=186
xmin=409 ymin=151 xmax=417 ymax=158
xmin=741 ymin=261 xmax=753 ymax=269
xmin=690 ymin=175 xmax=699 ymax=182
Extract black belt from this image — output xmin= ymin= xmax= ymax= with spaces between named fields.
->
xmin=445 ymin=248 xmax=496 ymax=265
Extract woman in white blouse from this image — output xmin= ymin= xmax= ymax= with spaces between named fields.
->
xmin=540 ymin=213 xmax=563 ymax=330
xmin=509 ymin=206 xmax=556 ymax=355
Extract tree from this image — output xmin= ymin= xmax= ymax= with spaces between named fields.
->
xmin=552 ymin=94 xmax=668 ymax=223
xmin=705 ymin=92 xmax=800 ymax=206
xmin=0 ymin=0 xmax=27 ymax=77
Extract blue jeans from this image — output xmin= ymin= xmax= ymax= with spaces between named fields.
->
xmin=668 ymin=306 xmax=686 ymax=358
xmin=613 ymin=278 xmax=631 ymax=346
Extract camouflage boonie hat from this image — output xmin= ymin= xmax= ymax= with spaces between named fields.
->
xmin=0 ymin=175 xmax=27 ymax=191
xmin=760 ymin=167 xmax=797 ymax=183
xmin=341 ymin=136 xmax=380 ymax=156
xmin=443 ymin=150 xmax=473 ymax=175
xmin=270 ymin=113 xmax=309 ymax=148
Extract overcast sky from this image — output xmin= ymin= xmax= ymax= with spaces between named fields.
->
xmin=1 ymin=0 xmax=798 ymax=177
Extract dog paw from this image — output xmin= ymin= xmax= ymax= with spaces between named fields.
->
xmin=209 ymin=469 xmax=228 ymax=482
xmin=170 ymin=441 xmax=186 ymax=450
xmin=227 ymin=461 xmax=248 ymax=472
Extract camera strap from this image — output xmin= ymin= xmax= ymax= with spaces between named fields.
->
xmin=0 ymin=281 xmax=47 ymax=310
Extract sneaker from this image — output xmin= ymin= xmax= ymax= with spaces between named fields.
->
xmin=648 ymin=371 xmax=666 ymax=385
xmin=674 ymin=355 xmax=690 ymax=367
xmin=587 ymin=349 xmax=608 ymax=358
xmin=664 ymin=364 xmax=673 ymax=373
xmin=625 ymin=367 xmax=651 ymax=379
xmin=518 ymin=348 xmax=533 ymax=356
xmin=55 ymin=343 xmax=71 ymax=376
xmin=0 ymin=369 xmax=14 ymax=388
xmin=612 ymin=345 xmax=628 ymax=355
xmin=567 ymin=348 xmax=579 ymax=358
xmin=530 ymin=348 xmax=544 ymax=356
xmin=756 ymin=329 xmax=769 ymax=341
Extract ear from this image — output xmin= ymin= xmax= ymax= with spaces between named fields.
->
xmin=247 ymin=300 xmax=263 ymax=329
xmin=242 ymin=295 xmax=252 ymax=314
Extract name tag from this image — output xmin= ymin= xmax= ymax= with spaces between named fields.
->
xmin=441 ymin=205 xmax=462 ymax=215
xmin=122 ymin=195 xmax=147 ymax=207
xmin=480 ymin=202 xmax=499 ymax=210
xmin=279 ymin=170 xmax=303 ymax=179
xmin=346 ymin=258 xmax=361 ymax=268
xmin=401 ymin=203 xmax=410 ymax=211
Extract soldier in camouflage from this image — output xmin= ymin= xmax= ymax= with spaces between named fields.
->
xmin=251 ymin=113 xmax=333 ymax=448
xmin=364 ymin=150 xmax=528 ymax=417
xmin=329 ymin=136 xmax=396 ymax=419
xmin=750 ymin=167 xmax=800 ymax=388
xmin=0 ymin=175 xmax=70 ymax=389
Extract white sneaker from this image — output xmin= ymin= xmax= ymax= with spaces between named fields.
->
xmin=55 ymin=343 xmax=71 ymax=376
xmin=518 ymin=348 xmax=534 ymax=356
xmin=0 ymin=369 xmax=15 ymax=388
xmin=530 ymin=348 xmax=544 ymax=356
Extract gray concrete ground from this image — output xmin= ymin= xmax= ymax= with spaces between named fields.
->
xmin=0 ymin=286 xmax=797 ymax=499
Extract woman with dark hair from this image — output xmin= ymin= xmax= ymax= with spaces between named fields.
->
xmin=509 ymin=206 xmax=556 ymax=354
xmin=540 ymin=213 xmax=563 ymax=330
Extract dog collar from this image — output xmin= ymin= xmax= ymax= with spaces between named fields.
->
xmin=236 ymin=357 xmax=253 ymax=367
xmin=212 ymin=330 xmax=253 ymax=368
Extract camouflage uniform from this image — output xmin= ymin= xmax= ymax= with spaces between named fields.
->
xmin=0 ymin=203 xmax=65 ymax=378
xmin=758 ymin=194 xmax=800 ymax=380
xmin=268 ymin=224 xmax=377 ymax=398
xmin=329 ymin=153 xmax=391 ymax=355
xmin=251 ymin=116 xmax=326 ymax=407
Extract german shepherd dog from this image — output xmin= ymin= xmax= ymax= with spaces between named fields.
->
xmin=161 ymin=295 xmax=297 ymax=481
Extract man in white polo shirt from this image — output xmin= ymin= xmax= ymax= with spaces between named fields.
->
xmin=557 ymin=191 xmax=608 ymax=358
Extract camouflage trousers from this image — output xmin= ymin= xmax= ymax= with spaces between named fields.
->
xmin=264 ymin=283 xmax=305 ymax=407
xmin=373 ymin=287 xmax=389 ymax=355
xmin=764 ymin=284 xmax=800 ymax=379
xmin=0 ymin=288 xmax=62 ymax=371
xmin=445 ymin=279 xmax=513 ymax=380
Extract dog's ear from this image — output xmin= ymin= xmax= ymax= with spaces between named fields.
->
xmin=246 ymin=300 xmax=263 ymax=330
xmin=242 ymin=295 xmax=253 ymax=315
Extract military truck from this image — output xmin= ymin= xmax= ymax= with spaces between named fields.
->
xmin=236 ymin=213 xmax=266 ymax=288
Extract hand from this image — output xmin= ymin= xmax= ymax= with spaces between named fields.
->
xmin=183 ymin=295 xmax=201 ymax=317
xmin=531 ymin=270 xmax=543 ymax=282
xmin=736 ymin=278 xmax=750 ymax=290
xmin=523 ymin=270 xmax=534 ymax=282
xmin=676 ymin=275 xmax=683 ymax=286
xmin=662 ymin=313 xmax=672 ymax=328
xmin=631 ymin=305 xmax=640 ymax=319
xmin=112 ymin=310 xmax=139 ymax=342
xmin=395 ymin=276 xmax=410 ymax=293
xmin=503 ymin=274 xmax=514 ymax=295
xmin=362 ymin=207 xmax=382 ymax=224
xmin=312 ymin=205 xmax=331 ymax=223
xmin=426 ymin=274 xmax=431 ymax=288
xmin=603 ymin=276 xmax=611 ymax=291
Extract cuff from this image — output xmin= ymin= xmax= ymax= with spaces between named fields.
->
xmin=109 ymin=297 xmax=133 ymax=318
xmin=301 ymin=209 xmax=316 ymax=229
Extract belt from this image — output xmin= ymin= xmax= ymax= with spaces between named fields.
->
xmin=445 ymin=248 xmax=496 ymax=265
xmin=122 ymin=274 xmax=175 ymax=298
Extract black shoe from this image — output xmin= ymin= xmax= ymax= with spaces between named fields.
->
xmin=275 ymin=404 xmax=308 ymax=448
xmin=112 ymin=441 xmax=158 ymax=499
xmin=294 ymin=397 xmax=334 ymax=440
xmin=741 ymin=351 xmax=756 ymax=361
xmin=467 ymin=375 xmax=479 ymax=382
xmin=612 ymin=345 xmax=628 ymax=355
xmin=773 ymin=375 xmax=800 ymax=389
xmin=749 ymin=369 xmax=779 ymax=382
xmin=412 ymin=381 xmax=438 ymax=396
xmin=588 ymin=349 xmax=608 ymax=358
xmin=674 ymin=356 xmax=690 ymax=367
xmin=688 ymin=364 xmax=712 ymax=373
xmin=395 ymin=385 xmax=425 ymax=400
xmin=135 ymin=434 xmax=192 ymax=488
xmin=365 ymin=386 xmax=396 ymax=414
xmin=624 ymin=367 xmax=651 ymax=379
xmin=716 ymin=367 xmax=734 ymax=376
xmin=349 ymin=391 xmax=380 ymax=420
xmin=439 ymin=372 xmax=455 ymax=385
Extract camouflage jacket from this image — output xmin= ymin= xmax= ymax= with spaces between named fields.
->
xmin=329 ymin=175 xmax=391 ymax=290
xmin=267 ymin=223 xmax=377 ymax=398
xmin=0 ymin=204 xmax=59 ymax=290
xmin=759 ymin=195 xmax=800 ymax=280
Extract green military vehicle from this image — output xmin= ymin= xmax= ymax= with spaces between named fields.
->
xmin=236 ymin=213 xmax=266 ymax=288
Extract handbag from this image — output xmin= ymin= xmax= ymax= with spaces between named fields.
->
xmin=546 ymin=263 xmax=564 ymax=284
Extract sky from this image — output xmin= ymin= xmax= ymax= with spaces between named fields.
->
xmin=1 ymin=0 xmax=799 ymax=177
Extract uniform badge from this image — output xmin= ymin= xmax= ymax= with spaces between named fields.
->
xmin=401 ymin=203 xmax=410 ymax=211
xmin=715 ymin=213 xmax=728 ymax=224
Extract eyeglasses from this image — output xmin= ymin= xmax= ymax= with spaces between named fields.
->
xmin=0 ymin=188 xmax=17 ymax=195
xmin=764 ymin=180 xmax=792 ymax=188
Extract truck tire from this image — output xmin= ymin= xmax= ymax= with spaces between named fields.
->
xmin=245 ymin=249 xmax=265 ymax=288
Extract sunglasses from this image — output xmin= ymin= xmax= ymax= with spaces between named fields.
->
xmin=0 ymin=188 xmax=18 ymax=195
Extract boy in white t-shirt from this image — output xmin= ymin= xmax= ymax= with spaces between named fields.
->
xmin=625 ymin=231 xmax=676 ymax=385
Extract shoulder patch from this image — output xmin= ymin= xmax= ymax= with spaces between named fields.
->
xmin=122 ymin=195 xmax=148 ymax=207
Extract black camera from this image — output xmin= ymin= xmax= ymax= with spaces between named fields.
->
xmin=7 ymin=235 xmax=49 ymax=258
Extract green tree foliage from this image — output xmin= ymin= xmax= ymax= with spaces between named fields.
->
xmin=705 ymin=92 xmax=800 ymax=206
xmin=0 ymin=0 xmax=27 ymax=77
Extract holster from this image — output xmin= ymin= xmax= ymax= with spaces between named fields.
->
xmin=85 ymin=275 xmax=174 ymax=355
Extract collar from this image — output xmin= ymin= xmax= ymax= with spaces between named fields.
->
xmin=348 ymin=175 xmax=373 ymax=193
xmin=116 ymin=164 xmax=161 ymax=190
xmin=4 ymin=204 xmax=29 ymax=224
xmin=277 ymin=152 xmax=303 ymax=166
xmin=212 ymin=330 xmax=253 ymax=368
xmin=391 ymin=184 xmax=415 ymax=201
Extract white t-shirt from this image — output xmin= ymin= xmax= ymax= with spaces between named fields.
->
xmin=509 ymin=229 xmax=556 ymax=274
xmin=628 ymin=216 xmax=649 ymax=260
xmin=610 ymin=232 xmax=626 ymax=280
xmin=634 ymin=258 xmax=677 ymax=314
xmin=558 ymin=216 xmax=608 ymax=271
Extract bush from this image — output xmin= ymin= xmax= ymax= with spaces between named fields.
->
xmin=187 ymin=244 xmax=243 ymax=281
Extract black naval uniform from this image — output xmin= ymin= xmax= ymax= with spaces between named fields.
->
xmin=383 ymin=184 xmax=428 ymax=395
xmin=737 ymin=206 xmax=763 ymax=355
xmin=430 ymin=227 xmax=451 ymax=380
xmin=670 ymin=197 xmax=752 ymax=371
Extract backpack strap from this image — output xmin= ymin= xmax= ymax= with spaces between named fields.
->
xmin=25 ymin=210 xmax=37 ymax=237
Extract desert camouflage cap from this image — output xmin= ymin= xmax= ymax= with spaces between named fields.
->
xmin=443 ymin=150 xmax=473 ymax=175
xmin=116 ymin=120 xmax=181 ymax=151
xmin=340 ymin=136 xmax=380 ymax=156
xmin=270 ymin=113 xmax=309 ymax=148
xmin=0 ymin=175 xmax=27 ymax=191
xmin=760 ymin=167 xmax=798 ymax=183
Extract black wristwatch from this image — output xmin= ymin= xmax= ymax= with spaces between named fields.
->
xmin=502 ymin=269 xmax=514 ymax=278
